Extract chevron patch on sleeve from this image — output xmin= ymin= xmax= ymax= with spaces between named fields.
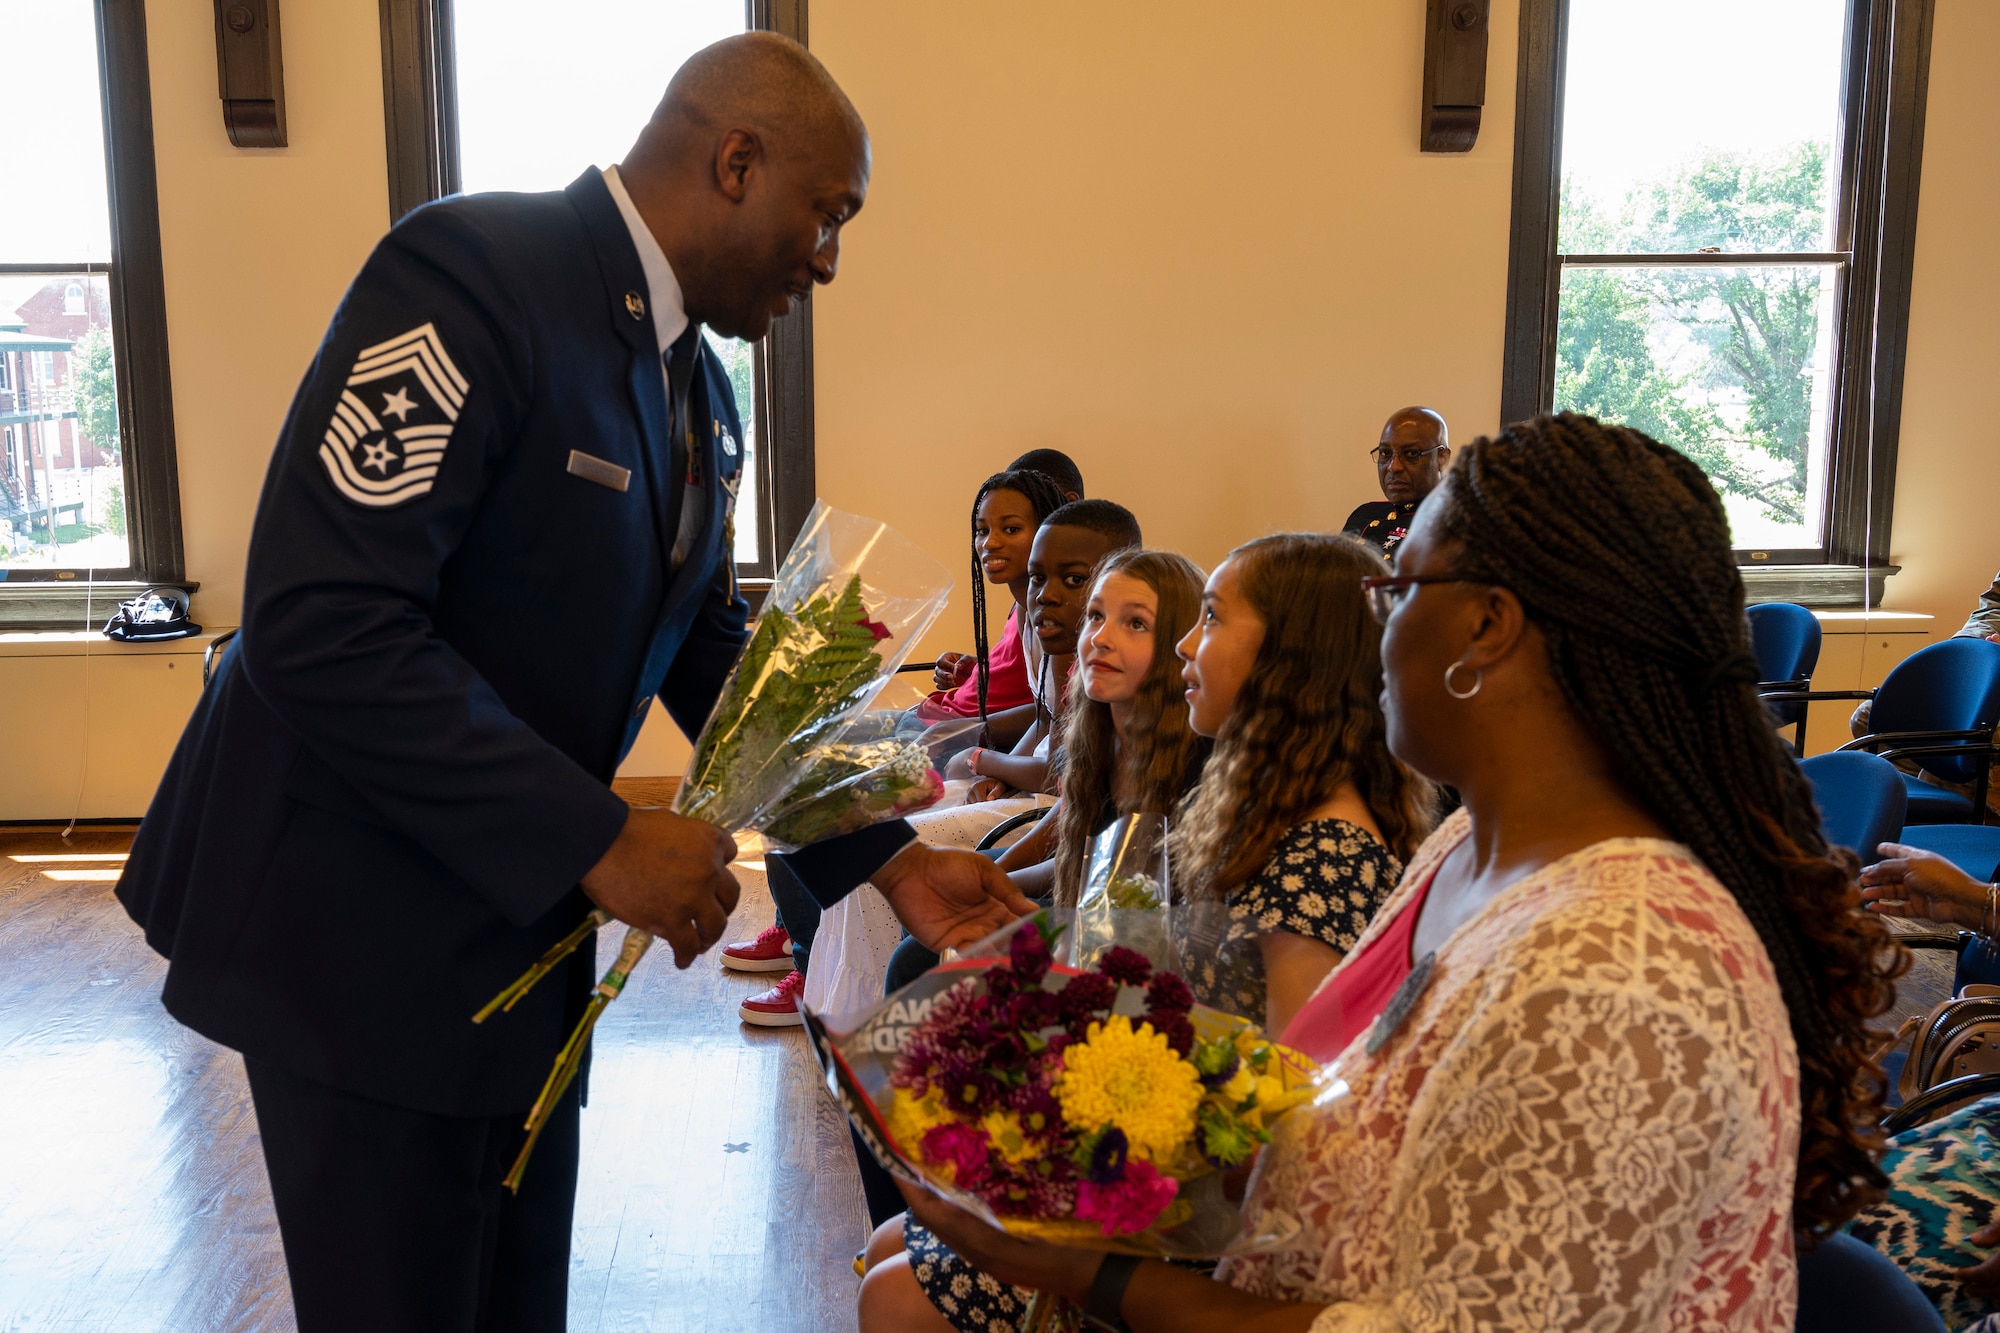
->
xmin=317 ymin=323 xmax=470 ymax=508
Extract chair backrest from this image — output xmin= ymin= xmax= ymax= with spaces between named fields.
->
xmin=1871 ymin=639 xmax=2000 ymax=783
xmin=1799 ymin=751 xmax=1908 ymax=859
xmin=1748 ymin=602 xmax=1823 ymax=684
xmin=1793 ymin=1232 xmax=1946 ymax=1333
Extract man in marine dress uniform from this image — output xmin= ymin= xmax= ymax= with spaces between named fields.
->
xmin=1341 ymin=406 xmax=1450 ymax=557
xmin=117 ymin=34 xmax=1027 ymax=1332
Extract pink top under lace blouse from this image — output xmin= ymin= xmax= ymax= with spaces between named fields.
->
xmin=1225 ymin=809 xmax=1803 ymax=1332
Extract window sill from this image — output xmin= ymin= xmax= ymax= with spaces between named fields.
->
xmin=0 ymin=580 xmax=198 ymax=631
xmin=1740 ymin=565 xmax=1897 ymax=609
xmin=0 ymin=626 xmax=230 ymax=659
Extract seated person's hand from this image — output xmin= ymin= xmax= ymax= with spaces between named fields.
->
xmin=1850 ymin=698 xmax=1874 ymax=738
xmin=1952 ymin=1221 xmax=2000 ymax=1298
xmin=932 ymin=651 xmax=975 ymax=691
xmin=969 ymin=777 xmax=1012 ymax=803
xmin=1860 ymin=842 xmax=1989 ymax=928
xmin=871 ymin=843 xmax=1037 ymax=953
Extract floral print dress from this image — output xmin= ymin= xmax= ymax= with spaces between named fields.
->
xmin=1180 ymin=817 xmax=1402 ymax=1023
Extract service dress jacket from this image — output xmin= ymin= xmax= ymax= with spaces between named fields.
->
xmin=119 ymin=168 xmax=755 ymax=1117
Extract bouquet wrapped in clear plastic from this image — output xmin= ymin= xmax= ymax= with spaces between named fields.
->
xmin=478 ymin=503 xmax=952 ymax=1188
xmin=803 ymin=911 xmax=1317 ymax=1271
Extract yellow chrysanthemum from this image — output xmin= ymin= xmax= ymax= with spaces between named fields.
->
xmin=1055 ymin=1015 xmax=1202 ymax=1160
xmin=887 ymin=1084 xmax=954 ymax=1150
xmin=980 ymin=1110 xmax=1042 ymax=1164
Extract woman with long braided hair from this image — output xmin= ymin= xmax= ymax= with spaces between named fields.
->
xmin=884 ymin=414 xmax=1905 ymax=1332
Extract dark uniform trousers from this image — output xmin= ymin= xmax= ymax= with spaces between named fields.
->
xmin=246 ymin=1058 xmax=581 ymax=1333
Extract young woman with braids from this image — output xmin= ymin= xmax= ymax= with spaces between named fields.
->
xmin=885 ymin=415 xmax=1906 ymax=1332
xmin=905 ymin=468 xmax=1070 ymax=752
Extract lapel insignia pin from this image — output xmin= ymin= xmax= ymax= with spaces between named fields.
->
xmin=624 ymin=291 xmax=646 ymax=321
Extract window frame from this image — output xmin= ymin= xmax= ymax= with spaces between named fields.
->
xmin=0 ymin=0 xmax=183 ymax=591
xmin=379 ymin=0 xmax=815 ymax=587
xmin=1499 ymin=0 xmax=1936 ymax=574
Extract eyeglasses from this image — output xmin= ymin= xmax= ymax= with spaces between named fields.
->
xmin=1360 ymin=574 xmax=1487 ymax=625
xmin=1369 ymin=444 xmax=1447 ymax=467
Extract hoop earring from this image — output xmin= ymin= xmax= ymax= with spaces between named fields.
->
xmin=1444 ymin=659 xmax=1483 ymax=700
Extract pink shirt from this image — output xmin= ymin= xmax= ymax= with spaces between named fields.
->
xmin=927 ymin=606 xmax=1033 ymax=717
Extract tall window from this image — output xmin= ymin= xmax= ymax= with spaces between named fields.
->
xmin=2 ymin=2 xmax=123 ymax=573
xmin=0 ymin=1 xmax=176 ymax=590
xmin=380 ymin=0 xmax=816 ymax=584
xmin=1503 ymin=0 xmax=1934 ymax=574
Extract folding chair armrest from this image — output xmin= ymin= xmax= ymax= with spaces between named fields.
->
xmin=974 ymin=806 xmax=1051 ymax=852
xmin=1757 ymin=688 xmax=1875 ymax=704
xmin=202 ymin=628 xmax=240 ymax=688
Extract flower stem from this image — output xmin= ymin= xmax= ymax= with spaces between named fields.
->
xmin=501 ymin=928 xmax=656 ymax=1193
xmin=472 ymin=909 xmax=612 ymax=1024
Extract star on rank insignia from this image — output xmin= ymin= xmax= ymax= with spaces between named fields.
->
xmin=317 ymin=323 xmax=469 ymax=508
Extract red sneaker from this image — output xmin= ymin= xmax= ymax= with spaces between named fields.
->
xmin=739 ymin=969 xmax=806 ymax=1028
xmin=720 ymin=924 xmax=794 ymax=974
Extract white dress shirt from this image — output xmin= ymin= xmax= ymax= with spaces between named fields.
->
xmin=603 ymin=164 xmax=703 ymax=567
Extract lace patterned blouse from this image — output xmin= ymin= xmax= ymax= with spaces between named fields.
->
xmin=1221 ymin=809 xmax=1803 ymax=1332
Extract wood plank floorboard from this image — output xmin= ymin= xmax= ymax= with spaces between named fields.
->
xmin=0 ymin=826 xmax=867 ymax=1332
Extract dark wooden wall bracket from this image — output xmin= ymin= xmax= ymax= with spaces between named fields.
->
xmin=214 ymin=0 xmax=286 ymax=147
xmin=1422 ymin=0 xmax=1491 ymax=152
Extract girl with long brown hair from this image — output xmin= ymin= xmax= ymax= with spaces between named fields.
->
xmin=1170 ymin=532 xmax=1435 ymax=1034
xmin=995 ymin=548 xmax=1210 ymax=904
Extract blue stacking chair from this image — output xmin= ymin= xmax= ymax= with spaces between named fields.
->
xmin=1749 ymin=603 xmax=1823 ymax=753
xmin=1798 ymin=752 xmax=1906 ymax=860
xmin=1794 ymin=1232 xmax=1946 ymax=1332
xmin=1895 ymin=824 xmax=2000 ymax=882
xmin=1765 ymin=639 xmax=2000 ymax=826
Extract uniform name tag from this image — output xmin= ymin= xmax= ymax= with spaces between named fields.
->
xmin=566 ymin=450 xmax=630 ymax=492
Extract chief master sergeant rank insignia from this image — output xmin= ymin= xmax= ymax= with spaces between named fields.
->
xmin=318 ymin=322 xmax=469 ymax=508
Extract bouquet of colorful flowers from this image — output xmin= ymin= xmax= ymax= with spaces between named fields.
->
xmin=805 ymin=912 xmax=1316 ymax=1267
xmin=477 ymin=503 xmax=952 ymax=1188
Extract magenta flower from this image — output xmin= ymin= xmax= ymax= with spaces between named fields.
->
xmin=1148 ymin=1012 xmax=1196 ymax=1057
xmin=1075 ymin=1158 xmax=1179 ymax=1236
xmin=921 ymin=1122 xmax=992 ymax=1186
xmin=858 ymin=616 xmax=894 ymax=642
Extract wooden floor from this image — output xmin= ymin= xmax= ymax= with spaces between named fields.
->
xmin=0 ymin=820 xmax=868 ymax=1333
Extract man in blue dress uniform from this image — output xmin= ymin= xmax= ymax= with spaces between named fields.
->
xmin=117 ymin=34 xmax=1027 ymax=1331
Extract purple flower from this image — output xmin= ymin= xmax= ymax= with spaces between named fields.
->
xmin=1145 ymin=971 xmax=1194 ymax=1016
xmin=1086 ymin=1127 xmax=1130 ymax=1185
xmin=1057 ymin=972 xmax=1116 ymax=1025
xmin=1009 ymin=921 xmax=1053 ymax=985
xmin=1007 ymin=987 xmax=1060 ymax=1033
xmin=1147 ymin=1013 xmax=1196 ymax=1057
xmin=1097 ymin=947 xmax=1153 ymax=988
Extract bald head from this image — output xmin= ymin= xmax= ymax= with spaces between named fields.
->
xmin=620 ymin=33 xmax=870 ymax=341
xmin=1373 ymin=406 xmax=1450 ymax=506
xmin=651 ymin=33 xmax=866 ymax=167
